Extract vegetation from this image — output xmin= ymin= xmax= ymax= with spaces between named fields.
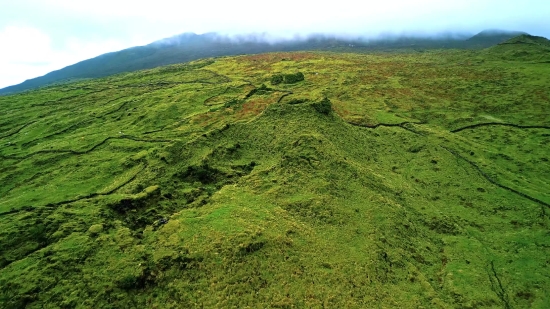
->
xmin=0 ymin=30 xmax=528 ymax=95
xmin=270 ymin=72 xmax=305 ymax=85
xmin=1 ymin=44 xmax=549 ymax=308
xmin=270 ymin=74 xmax=284 ymax=85
xmin=482 ymin=34 xmax=550 ymax=61
xmin=284 ymin=72 xmax=305 ymax=84
xmin=311 ymin=97 xmax=332 ymax=115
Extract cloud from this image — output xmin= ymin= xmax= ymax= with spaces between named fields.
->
xmin=0 ymin=25 xmax=141 ymax=88
xmin=31 ymin=0 xmax=550 ymax=36
xmin=0 ymin=26 xmax=57 ymax=88
xmin=1 ymin=0 xmax=549 ymax=88
xmin=4 ymin=1 xmax=550 ymax=41
xmin=0 ymin=26 xmax=53 ymax=63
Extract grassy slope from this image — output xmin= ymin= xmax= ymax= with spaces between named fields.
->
xmin=0 ymin=31 xmax=525 ymax=96
xmin=482 ymin=35 xmax=550 ymax=62
xmin=0 ymin=50 xmax=549 ymax=308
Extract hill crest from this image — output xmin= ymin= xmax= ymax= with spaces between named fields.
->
xmin=498 ymin=34 xmax=550 ymax=46
xmin=0 ymin=29 xmax=541 ymax=95
xmin=482 ymin=34 xmax=550 ymax=61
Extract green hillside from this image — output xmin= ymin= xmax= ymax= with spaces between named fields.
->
xmin=465 ymin=30 xmax=527 ymax=48
xmin=1 ymin=49 xmax=549 ymax=308
xmin=482 ymin=34 xmax=550 ymax=61
xmin=0 ymin=30 xmax=527 ymax=95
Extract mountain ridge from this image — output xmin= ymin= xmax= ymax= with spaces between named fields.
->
xmin=0 ymin=29 xmax=536 ymax=95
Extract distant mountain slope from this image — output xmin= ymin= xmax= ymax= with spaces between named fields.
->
xmin=465 ymin=29 xmax=527 ymax=48
xmin=483 ymin=34 xmax=550 ymax=61
xmin=0 ymin=30 xmax=534 ymax=95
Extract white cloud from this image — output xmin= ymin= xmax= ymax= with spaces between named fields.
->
xmin=34 ymin=0 xmax=550 ymax=35
xmin=0 ymin=26 xmax=57 ymax=88
xmin=0 ymin=26 xmax=53 ymax=63
xmin=1 ymin=0 xmax=549 ymax=88
xmin=0 ymin=25 xmax=142 ymax=88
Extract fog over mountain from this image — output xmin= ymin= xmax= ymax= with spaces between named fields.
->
xmin=1 ymin=0 xmax=549 ymax=88
xmin=0 ymin=29 xmax=533 ymax=95
xmin=2 ymin=3 xmax=550 ymax=308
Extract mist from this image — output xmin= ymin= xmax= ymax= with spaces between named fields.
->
xmin=1 ymin=0 xmax=549 ymax=88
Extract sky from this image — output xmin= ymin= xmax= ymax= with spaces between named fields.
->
xmin=1 ymin=0 xmax=549 ymax=89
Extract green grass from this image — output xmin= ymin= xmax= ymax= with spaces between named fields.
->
xmin=1 ymin=49 xmax=549 ymax=308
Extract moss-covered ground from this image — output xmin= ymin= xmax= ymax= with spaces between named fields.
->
xmin=0 ymin=49 xmax=549 ymax=308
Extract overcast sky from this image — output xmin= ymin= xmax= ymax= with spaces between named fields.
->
xmin=1 ymin=0 xmax=549 ymax=89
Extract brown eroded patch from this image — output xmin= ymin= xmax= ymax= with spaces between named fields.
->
xmin=235 ymin=92 xmax=282 ymax=121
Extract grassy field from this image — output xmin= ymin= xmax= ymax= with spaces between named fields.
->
xmin=1 ymin=45 xmax=549 ymax=308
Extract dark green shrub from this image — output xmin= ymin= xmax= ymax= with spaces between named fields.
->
xmin=245 ymin=84 xmax=273 ymax=98
xmin=283 ymin=72 xmax=305 ymax=84
xmin=256 ymin=84 xmax=272 ymax=95
xmin=270 ymin=74 xmax=283 ymax=85
xmin=179 ymin=164 xmax=221 ymax=184
xmin=312 ymin=97 xmax=332 ymax=115
xmin=271 ymin=72 xmax=304 ymax=85
xmin=118 ymin=275 xmax=140 ymax=290
xmin=287 ymin=98 xmax=307 ymax=105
